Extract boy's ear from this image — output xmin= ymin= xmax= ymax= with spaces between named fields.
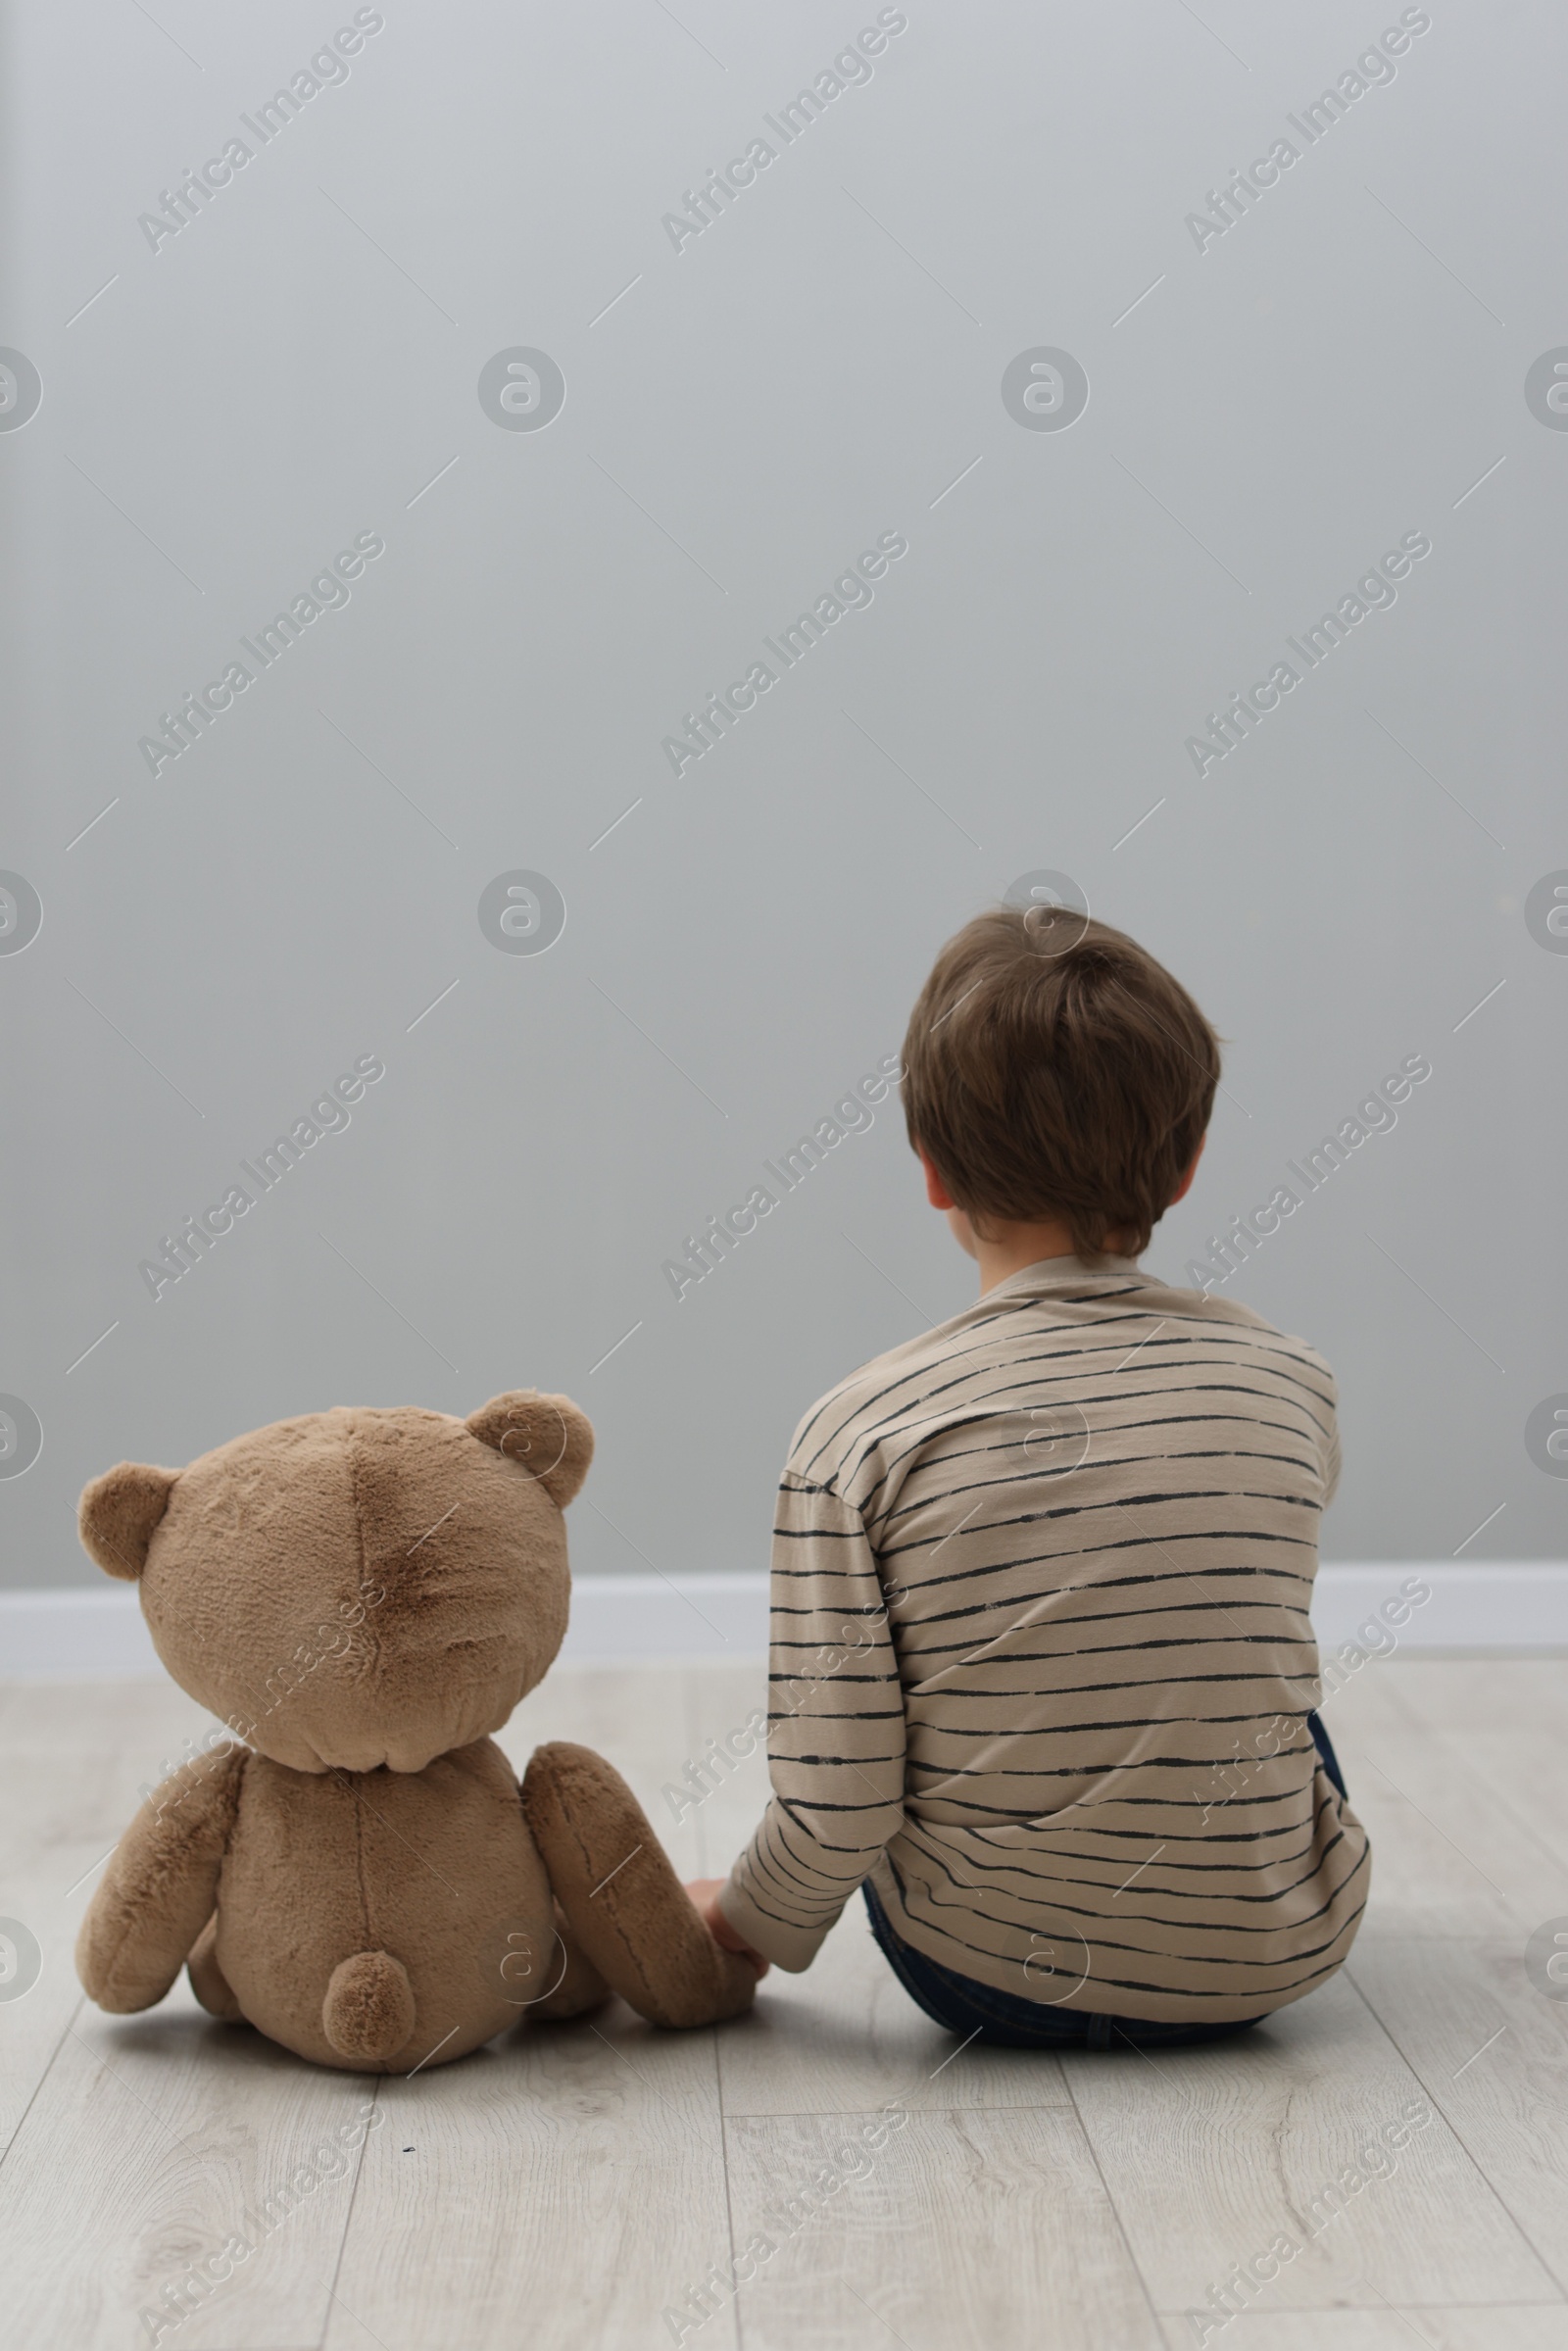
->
xmin=1169 ymin=1136 xmax=1206 ymax=1208
xmin=466 ymin=1392 xmax=594 ymax=1508
xmin=78 ymin=1461 xmax=178 ymax=1581
xmin=920 ymin=1151 xmax=956 ymax=1211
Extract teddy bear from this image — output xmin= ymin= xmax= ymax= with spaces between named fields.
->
xmin=74 ymin=1391 xmax=757 ymax=2071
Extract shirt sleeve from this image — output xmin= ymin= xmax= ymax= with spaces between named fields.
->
xmin=1321 ymin=1374 xmax=1342 ymax=1507
xmin=718 ymin=1475 xmax=906 ymax=1972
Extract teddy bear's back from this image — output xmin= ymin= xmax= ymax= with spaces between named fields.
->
xmin=214 ymin=1734 xmax=557 ymax=2071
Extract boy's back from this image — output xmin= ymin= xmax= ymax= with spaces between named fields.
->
xmin=723 ymin=1251 xmax=1367 ymax=2024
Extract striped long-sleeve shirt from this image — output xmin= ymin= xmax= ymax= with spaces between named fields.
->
xmin=719 ymin=1254 xmax=1369 ymax=2023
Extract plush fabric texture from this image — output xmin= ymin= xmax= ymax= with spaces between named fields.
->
xmin=466 ymin=1393 xmax=594 ymax=1508
xmin=322 ymin=1952 xmax=417 ymax=2063
xmin=77 ymin=1460 xmax=177 ymax=1581
xmin=186 ymin=1914 xmax=242 ymax=2020
xmin=74 ymin=1392 xmax=756 ymax=2070
xmin=77 ymin=1744 xmax=245 ymax=2011
xmin=522 ymin=1742 xmax=758 ymax=2030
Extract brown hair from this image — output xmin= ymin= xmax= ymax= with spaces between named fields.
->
xmin=901 ymin=906 xmax=1220 ymax=1258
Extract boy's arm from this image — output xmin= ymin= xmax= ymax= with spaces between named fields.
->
xmin=718 ymin=1476 xmax=906 ymax=1973
xmin=1320 ymin=1367 xmax=1342 ymax=1506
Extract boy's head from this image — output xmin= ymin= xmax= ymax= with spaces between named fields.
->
xmin=901 ymin=906 xmax=1220 ymax=1260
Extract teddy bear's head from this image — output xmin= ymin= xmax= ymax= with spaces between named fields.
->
xmin=76 ymin=1392 xmax=592 ymax=1774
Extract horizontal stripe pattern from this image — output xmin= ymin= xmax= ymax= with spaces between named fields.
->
xmin=721 ymin=1255 xmax=1368 ymax=2021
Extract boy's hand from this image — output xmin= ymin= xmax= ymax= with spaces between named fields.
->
xmin=685 ymin=1879 xmax=770 ymax=1979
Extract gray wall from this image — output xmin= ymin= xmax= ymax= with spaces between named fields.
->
xmin=3 ymin=0 xmax=1564 ymax=1592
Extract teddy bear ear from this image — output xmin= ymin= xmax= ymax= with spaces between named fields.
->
xmin=77 ymin=1461 xmax=178 ymax=1581
xmin=466 ymin=1391 xmax=594 ymax=1508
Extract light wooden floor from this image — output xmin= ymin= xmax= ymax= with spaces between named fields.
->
xmin=4 ymin=1656 xmax=1568 ymax=2351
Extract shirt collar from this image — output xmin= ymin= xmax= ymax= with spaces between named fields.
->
xmin=982 ymin=1253 xmax=1145 ymax=1301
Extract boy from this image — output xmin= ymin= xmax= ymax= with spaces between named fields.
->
xmin=690 ymin=906 xmax=1367 ymax=2047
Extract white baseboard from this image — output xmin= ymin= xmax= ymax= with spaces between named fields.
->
xmin=1310 ymin=1562 xmax=1568 ymax=1650
xmin=0 ymin=1565 xmax=1563 ymax=1681
xmin=0 ymin=1587 xmax=165 ymax=1679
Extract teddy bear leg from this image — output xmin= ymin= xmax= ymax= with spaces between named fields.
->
xmin=187 ymin=1915 xmax=244 ymax=2022
xmin=521 ymin=1742 xmax=757 ymax=2030
xmin=525 ymin=1899 xmax=612 ymax=2024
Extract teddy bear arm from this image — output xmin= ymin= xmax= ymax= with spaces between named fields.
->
xmin=521 ymin=1741 xmax=756 ymax=2030
xmin=76 ymin=1746 xmax=247 ymax=2014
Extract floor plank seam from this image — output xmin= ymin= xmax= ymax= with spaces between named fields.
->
xmin=1058 ymin=2063 xmax=1168 ymax=2343
xmin=1344 ymin=1964 xmax=1568 ymax=2304
xmin=311 ymin=2073 xmax=382 ymax=2351
xmin=718 ymin=2099 xmax=1074 ymax=2121
xmin=713 ymin=2030 xmax=747 ymax=2351
xmin=0 ymin=1988 xmax=85 ymax=2178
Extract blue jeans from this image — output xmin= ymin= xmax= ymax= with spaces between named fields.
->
xmin=862 ymin=1710 xmax=1348 ymax=2052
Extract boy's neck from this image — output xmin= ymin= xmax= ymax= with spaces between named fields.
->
xmin=950 ymin=1208 xmax=1136 ymax=1297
